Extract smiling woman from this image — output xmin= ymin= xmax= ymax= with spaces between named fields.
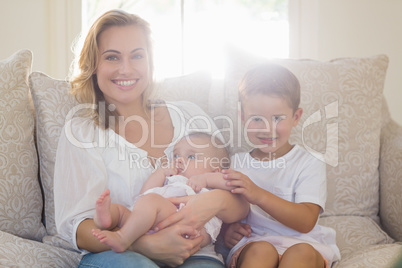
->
xmin=53 ymin=9 xmax=249 ymax=268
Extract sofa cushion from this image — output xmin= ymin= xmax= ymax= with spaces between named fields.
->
xmin=29 ymin=72 xmax=77 ymax=236
xmin=0 ymin=50 xmax=46 ymax=241
xmin=319 ymin=216 xmax=394 ymax=258
xmin=335 ymin=243 xmax=402 ymax=268
xmin=223 ymin=47 xmax=388 ymax=221
xmin=379 ymin=119 xmax=402 ymax=241
xmin=0 ymin=230 xmax=81 ymax=267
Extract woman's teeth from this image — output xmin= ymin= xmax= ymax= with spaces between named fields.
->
xmin=115 ymin=80 xmax=136 ymax=86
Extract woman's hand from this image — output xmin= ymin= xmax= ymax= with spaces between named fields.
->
xmin=131 ymin=223 xmax=203 ymax=267
xmin=223 ymin=222 xmax=251 ymax=249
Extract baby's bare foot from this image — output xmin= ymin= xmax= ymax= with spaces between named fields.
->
xmin=94 ymin=189 xmax=112 ymax=229
xmin=92 ymin=229 xmax=129 ymax=253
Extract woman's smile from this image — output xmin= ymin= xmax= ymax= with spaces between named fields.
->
xmin=113 ymin=79 xmax=137 ymax=87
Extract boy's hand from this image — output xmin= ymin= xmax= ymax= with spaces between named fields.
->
xmin=222 ymin=169 xmax=264 ymax=204
xmin=224 ymin=222 xmax=251 ymax=249
xmin=187 ymin=174 xmax=207 ymax=193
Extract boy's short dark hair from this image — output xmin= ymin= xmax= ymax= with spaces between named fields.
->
xmin=239 ymin=63 xmax=301 ymax=113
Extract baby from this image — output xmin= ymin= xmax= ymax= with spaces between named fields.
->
xmin=92 ymin=132 xmax=232 ymax=254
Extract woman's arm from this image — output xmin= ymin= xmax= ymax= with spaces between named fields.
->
xmin=76 ymin=219 xmax=110 ymax=252
xmin=155 ymin=189 xmax=249 ymax=232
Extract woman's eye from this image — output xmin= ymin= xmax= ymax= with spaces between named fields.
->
xmin=105 ymin=55 xmax=118 ymax=61
xmin=132 ymin=54 xmax=144 ymax=60
xmin=173 ymin=154 xmax=179 ymax=159
xmin=187 ymin=155 xmax=196 ymax=160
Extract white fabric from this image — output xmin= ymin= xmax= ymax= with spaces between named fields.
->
xmin=228 ymin=145 xmax=341 ymax=266
xmin=54 ymin=101 xmax=221 ymax=253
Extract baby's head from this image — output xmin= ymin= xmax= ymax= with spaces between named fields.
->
xmin=172 ymin=132 xmax=230 ymax=178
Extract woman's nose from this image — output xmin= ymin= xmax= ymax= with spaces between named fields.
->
xmin=119 ymin=58 xmax=133 ymax=74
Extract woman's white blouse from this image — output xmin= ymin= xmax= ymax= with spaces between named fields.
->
xmin=54 ymin=101 xmax=221 ymax=251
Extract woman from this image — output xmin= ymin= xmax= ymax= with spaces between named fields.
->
xmin=53 ymin=9 xmax=248 ymax=268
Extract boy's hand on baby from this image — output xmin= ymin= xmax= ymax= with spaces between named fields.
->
xmin=224 ymin=222 xmax=252 ymax=249
xmin=222 ymin=169 xmax=264 ymax=204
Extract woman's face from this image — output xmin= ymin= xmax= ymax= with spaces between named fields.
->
xmin=96 ymin=25 xmax=150 ymax=112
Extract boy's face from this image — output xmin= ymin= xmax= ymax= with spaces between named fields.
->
xmin=172 ymin=136 xmax=218 ymax=178
xmin=241 ymin=94 xmax=302 ymax=160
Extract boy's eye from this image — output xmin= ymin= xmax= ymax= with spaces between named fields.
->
xmin=273 ymin=116 xmax=286 ymax=123
xmin=251 ymin=116 xmax=264 ymax=122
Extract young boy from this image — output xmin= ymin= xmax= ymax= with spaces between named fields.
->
xmin=92 ymin=132 xmax=233 ymax=259
xmin=219 ymin=63 xmax=340 ymax=267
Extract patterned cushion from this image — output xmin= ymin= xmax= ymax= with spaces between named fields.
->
xmin=29 ymin=72 xmax=77 ymax=236
xmin=379 ymin=120 xmax=402 ymax=241
xmin=319 ymin=216 xmax=393 ymax=258
xmin=0 ymin=50 xmax=46 ymax=240
xmin=155 ymin=71 xmax=212 ymax=115
xmin=0 ymin=230 xmax=81 ymax=267
xmin=336 ymin=243 xmax=402 ymax=268
xmin=223 ymin=47 xmax=388 ymax=220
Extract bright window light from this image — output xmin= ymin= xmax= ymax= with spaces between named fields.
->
xmin=82 ymin=0 xmax=288 ymax=79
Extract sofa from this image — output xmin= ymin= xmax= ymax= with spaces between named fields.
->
xmin=0 ymin=48 xmax=401 ymax=267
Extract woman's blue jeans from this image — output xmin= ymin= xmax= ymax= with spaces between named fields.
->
xmin=78 ymin=250 xmax=225 ymax=268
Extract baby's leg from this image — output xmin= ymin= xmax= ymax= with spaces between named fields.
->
xmin=94 ymin=189 xmax=129 ymax=230
xmin=235 ymin=241 xmax=279 ymax=268
xmin=93 ymin=193 xmax=177 ymax=252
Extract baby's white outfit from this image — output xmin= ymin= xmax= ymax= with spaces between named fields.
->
xmin=142 ymin=174 xmax=223 ymax=261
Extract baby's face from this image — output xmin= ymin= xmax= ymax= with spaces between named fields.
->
xmin=172 ymin=136 xmax=217 ymax=178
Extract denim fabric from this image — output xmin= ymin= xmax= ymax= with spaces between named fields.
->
xmin=79 ymin=251 xmax=159 ymax=268
xmin=79 ymin=251 xmax=224 ymax=268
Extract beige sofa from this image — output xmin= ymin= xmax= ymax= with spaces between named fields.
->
xmin=0 ymin=49 xmax=401 ymax=267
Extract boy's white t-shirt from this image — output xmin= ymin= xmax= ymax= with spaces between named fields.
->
xmin=228 ymin=145 xmax=341 ymax=266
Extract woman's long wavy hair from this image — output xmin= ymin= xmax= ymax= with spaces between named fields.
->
xmin=70 ymin=9 xmax=154 ymax=129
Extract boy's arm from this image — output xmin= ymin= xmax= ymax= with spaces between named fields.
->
xmin=140 ymin=167 xmax=176 ymax=193
xmin=187 ymin=172 xmax=235 ymax=193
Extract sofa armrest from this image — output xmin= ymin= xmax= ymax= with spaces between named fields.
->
xmin=379 ymin=119 xmax=402 ymax=241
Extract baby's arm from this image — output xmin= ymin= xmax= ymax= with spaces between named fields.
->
xmin=187 ymin=172 xmax=235 ymax=193
xmin=140 ymin=166 xmax=177 ymax=194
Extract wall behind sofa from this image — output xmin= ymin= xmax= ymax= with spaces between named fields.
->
xmin=1 ymin=0 xmax=401 ymax=125
xmin=0 ymin=0 xmax=81 ymax=81
xmin=290 ymin=0 xmax=402 ymax=126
